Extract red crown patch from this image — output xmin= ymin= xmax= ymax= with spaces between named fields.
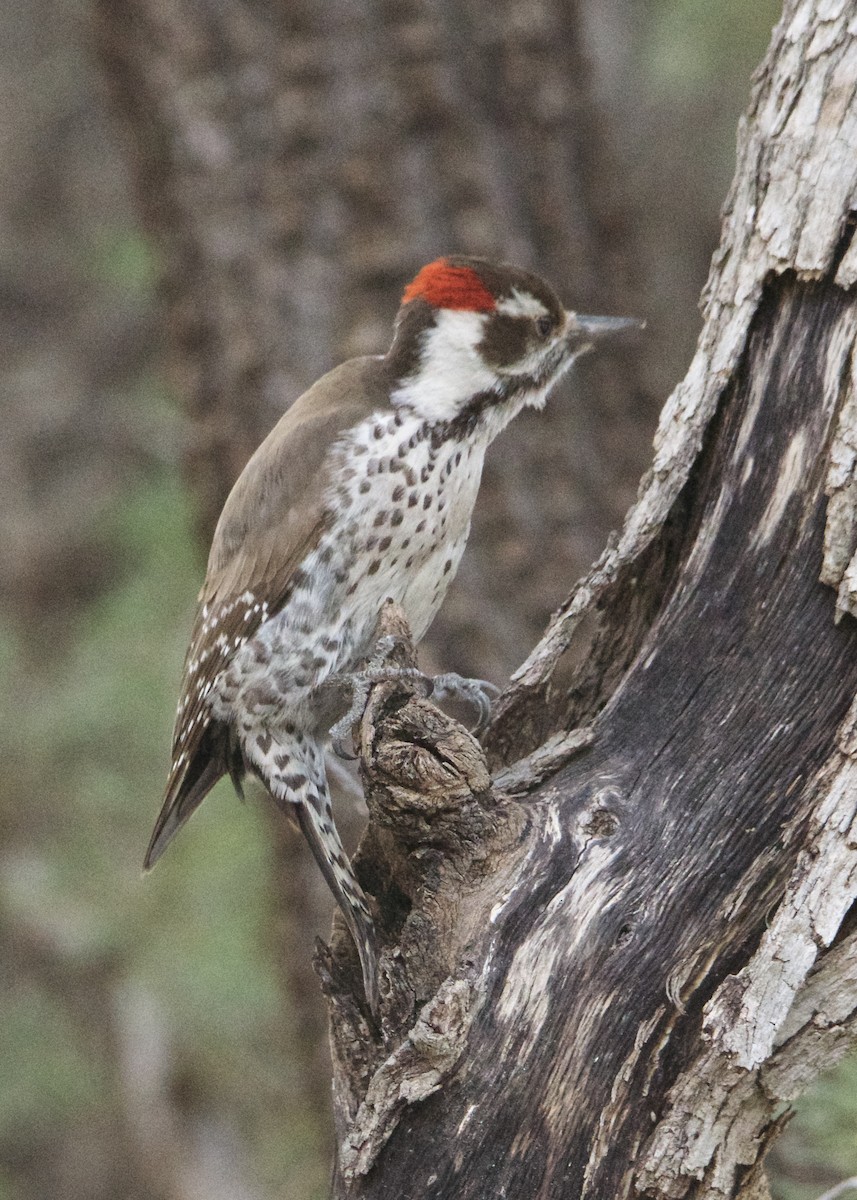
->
xmin=402 ymin=259 xmax=496 ymax=312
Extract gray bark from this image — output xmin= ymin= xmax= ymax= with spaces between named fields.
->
xmin=323 ymin=4 xmax=857 ymax=1196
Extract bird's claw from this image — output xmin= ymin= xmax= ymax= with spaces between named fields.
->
xmin=332 ymin=732 xmax=359 ymax=761
xmin=328 ymin=664 xmax=498 ymax=757
xmin=328 ymin=666 xmax=431 ymax=758
xmin=431 ymin=673 xmax=501 ymax=736
xmin=329 ymin=676 xmax=371 ymax=759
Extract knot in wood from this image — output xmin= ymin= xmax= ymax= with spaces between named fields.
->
xmin=359 ymin=690 xmax=491 ymax=826
xmin=357 ymin=602 xmax=492 ymax=835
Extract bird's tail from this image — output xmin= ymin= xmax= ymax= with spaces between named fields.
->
xmin=145 ymin=723 xmax=242 ymax=870
xmin=145 ymin=758 xmax=221 ymax=870
xmin=296 ymin=797 xmax=380 ymax=1018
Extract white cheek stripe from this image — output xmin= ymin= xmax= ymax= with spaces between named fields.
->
xmin=497 ymin=289 xmax=549 ymax=320
xmin=391 ymin=308 xmax=498 ymax=422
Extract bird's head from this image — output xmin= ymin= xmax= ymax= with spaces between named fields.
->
xmin=386 ymin=255 xmax=641 ymax=429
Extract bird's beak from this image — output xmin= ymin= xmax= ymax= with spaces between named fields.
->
xmin=565 ymin=312 xmax=645 ymax=349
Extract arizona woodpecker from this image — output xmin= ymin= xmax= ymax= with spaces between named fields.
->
xmin=146 ymin=256 xmax=639 ymax=1014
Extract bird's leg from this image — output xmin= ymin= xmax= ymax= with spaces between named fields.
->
xmin=325 ymin=665 xmax=432 ymax=761
xmin=374 ymin=619 xmax=502 ymax=735
xmin=319 ymin=664 xmax=499 ymax=762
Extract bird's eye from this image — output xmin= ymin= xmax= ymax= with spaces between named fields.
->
xmin=536 ymin=315 xmax=553 ymax=337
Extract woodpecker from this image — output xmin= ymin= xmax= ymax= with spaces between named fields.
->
xmin=146 ymin=256 xmax=639 ymax=1015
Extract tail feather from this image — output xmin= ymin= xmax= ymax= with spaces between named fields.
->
xmin=153 ymin=719 xmax=380 ymax=1016
xmin=297 ymin=801 xmax=380 ymax=1018
xmin=145 ymin=725 xmax=234 ymax=869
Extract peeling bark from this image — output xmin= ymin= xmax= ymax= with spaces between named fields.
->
xmin=324 ymin=4 xmax=857 ymax=1197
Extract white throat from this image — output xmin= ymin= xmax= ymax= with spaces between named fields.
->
xmin=390 ymin=309 xmax=499 ymax=422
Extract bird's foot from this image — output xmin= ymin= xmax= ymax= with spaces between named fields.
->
xmin=430 ymin=672 xmax=500 ymax=736
xmin=328 ymin=666 xmax=499 ymax=758
xmin=328 ymin=665 xmax=432 ymax=759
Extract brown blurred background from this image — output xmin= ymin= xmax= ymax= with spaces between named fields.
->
xmin=0 ymin=1 xmax=854 ymax=1197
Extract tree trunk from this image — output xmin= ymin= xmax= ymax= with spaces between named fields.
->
xmin=323 ymin=4 xmax=857 ymax=1196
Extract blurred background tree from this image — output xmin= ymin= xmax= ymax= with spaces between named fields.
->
xmin=0 ymin=0 xmax=853 ymax=1198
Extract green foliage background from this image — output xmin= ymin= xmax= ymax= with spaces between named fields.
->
xmin=1 ymin=462 xmax=326 ymax=1196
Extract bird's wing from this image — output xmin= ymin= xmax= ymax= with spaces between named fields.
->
xmin=145 ymin=357 xmax=392 ymax=867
